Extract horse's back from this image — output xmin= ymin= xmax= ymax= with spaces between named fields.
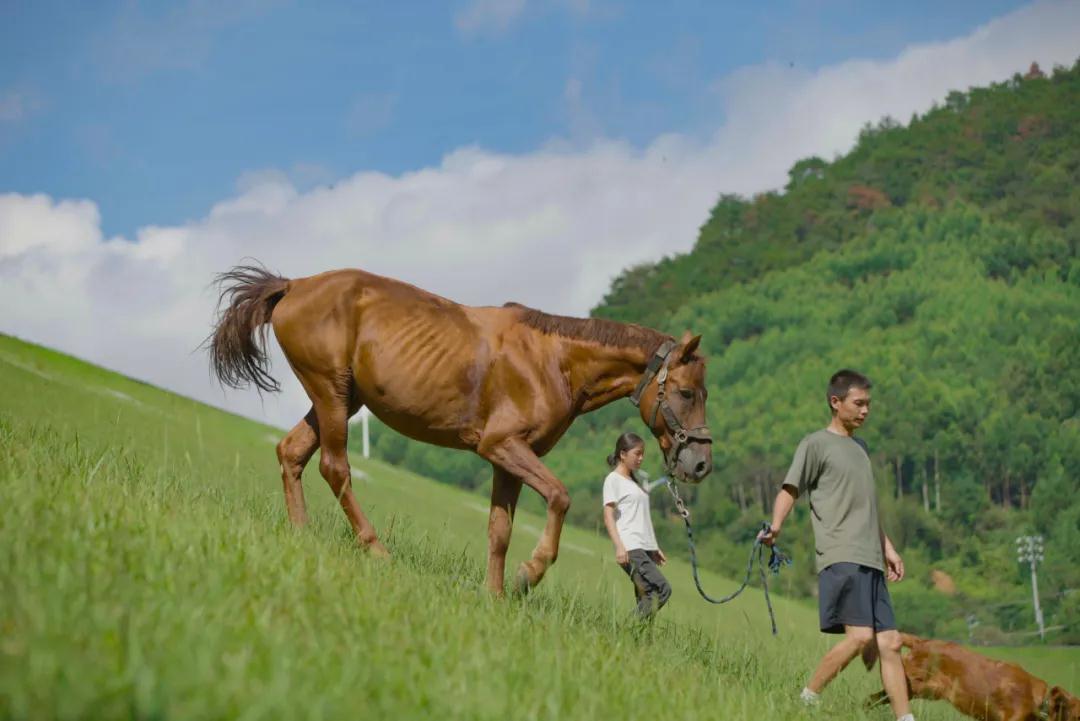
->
xmin=268 ymin=267 xmax=563 ymax=447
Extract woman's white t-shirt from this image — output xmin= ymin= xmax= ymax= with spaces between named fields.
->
xmin=602 ymin=471 xmax=659 ymax=551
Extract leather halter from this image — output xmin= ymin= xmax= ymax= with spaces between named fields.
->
xmin=630 ymin=340 xmax=712 ymax=474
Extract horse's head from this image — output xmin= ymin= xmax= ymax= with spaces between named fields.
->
xmin=632 ymin=332 xmax=712 ymax=484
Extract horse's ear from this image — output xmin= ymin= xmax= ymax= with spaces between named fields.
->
xmin=678 ymin=333 xmax=702 ymax=362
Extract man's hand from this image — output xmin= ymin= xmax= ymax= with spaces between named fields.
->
xmin=757 ymin=525 xmax=781 ymax=547
xmin=884 ymin=544 xmax=905 ymax=582
xmin=761 ymin=487 xmax=796 ymax=548
xmin=615 ymin=547 xmax=628 ymax=566
xmin=655 ymin=549 xmax=667 ymax=566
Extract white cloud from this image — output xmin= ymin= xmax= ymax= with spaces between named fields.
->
xmin=0 ymin=194 xmax=102 ymax=258
xmin=455 ymin=0 xmax=529 ymax=36
xmin=708 ymin=0 xmax=1080 ymax=191
xmin=3 ymin=1 xmax=1079 ymax=430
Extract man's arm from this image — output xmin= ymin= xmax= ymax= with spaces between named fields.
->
xmin=758 ymin=485 xmax=798 ymax=546
xmin=881 ymin=526 xmax=904 ymax=581
xmin=759 ymin=437 xmax=815 ymax=546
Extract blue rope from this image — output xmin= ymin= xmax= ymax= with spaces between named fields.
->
xmin=665 ymin=480 xmax=792 ymax=635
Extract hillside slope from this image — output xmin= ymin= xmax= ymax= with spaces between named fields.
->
xmin=0 ymin=333 xmax=871 ymax=720
xmin=3 ymin=334 xmax=1077 ymax=718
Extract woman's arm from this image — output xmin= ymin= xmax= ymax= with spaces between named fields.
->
xmin=641 ymin=475 xmax=667 ymax=493
xmin=603 ymin=503 xmax=628 ymax=565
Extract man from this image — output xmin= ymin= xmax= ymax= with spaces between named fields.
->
xmin=758 ymin=370 xmax=913 ymax=721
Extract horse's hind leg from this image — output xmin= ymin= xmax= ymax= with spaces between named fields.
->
xmin=276 ymin=407 xmax=319 ymax=526
xmin=486 ymin=467 xmax=523 ymax=595
xmin=311 ymin=380 xmax=389 ymax=557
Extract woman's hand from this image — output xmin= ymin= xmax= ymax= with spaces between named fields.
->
xmin=615 ymin=547 xmax=628 ymax=565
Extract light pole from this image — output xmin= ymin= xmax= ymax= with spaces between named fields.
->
xmin=1015 ymin=535 xmax=1045 ymax=641
xmin=360 ymin=407 xmax=370 ymax=459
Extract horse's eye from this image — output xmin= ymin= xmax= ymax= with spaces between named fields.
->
xmin=679 ymin=388 xmax=694 ymax=399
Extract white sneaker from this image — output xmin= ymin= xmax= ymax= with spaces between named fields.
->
xmin=800 ymin=688 xmax=820 ymax=707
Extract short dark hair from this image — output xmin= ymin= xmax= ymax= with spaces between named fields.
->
xmin=827 ymin=369 xmax=872 ymax=410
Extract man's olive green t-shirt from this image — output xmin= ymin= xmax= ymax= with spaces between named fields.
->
xmin=782 ymin=429 xmax=884 ymax=574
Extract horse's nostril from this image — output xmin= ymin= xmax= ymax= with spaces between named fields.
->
xmin=695 ymin=461 xmax=708 ymax=476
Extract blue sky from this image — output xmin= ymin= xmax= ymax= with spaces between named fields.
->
xmin=2 ymin=0 xmax=1077 ymax=426
xmin=2 ymin=0 xmax=1031 ymax=238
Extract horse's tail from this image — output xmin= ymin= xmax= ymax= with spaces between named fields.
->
xmin=206 ymin=263 xmax=291 ymax=393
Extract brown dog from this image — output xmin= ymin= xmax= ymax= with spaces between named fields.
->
xmin=862 ymin=632 xmax=1080 ymax=721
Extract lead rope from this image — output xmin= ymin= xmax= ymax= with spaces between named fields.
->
xmin=664 ymin=478 xmax=792 ymax=635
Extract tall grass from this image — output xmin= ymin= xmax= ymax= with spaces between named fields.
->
xmin=1 ymin=334 xmax=1073 ymax=719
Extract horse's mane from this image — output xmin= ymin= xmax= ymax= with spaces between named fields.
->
xmin=506 ymin=302 xmax=668 ymax=351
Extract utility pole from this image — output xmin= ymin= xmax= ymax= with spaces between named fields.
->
xmin=360 ymin=407 xmax=370 ymax=459
xmin=1015 ymin=535 xmax=1045 ymax=641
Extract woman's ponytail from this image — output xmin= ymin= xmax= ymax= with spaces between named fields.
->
xmin=608 ymin=431 xmax=645 ymax=471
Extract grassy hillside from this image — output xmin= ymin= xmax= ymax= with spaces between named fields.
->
xmin=3 ymin=333 xmax=1077 ymax=719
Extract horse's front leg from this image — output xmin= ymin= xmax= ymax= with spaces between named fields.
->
xmin=486 ymin=466 xmax=523 ymax=595
xmin=481 ymin=437 xmax=570 ymax=592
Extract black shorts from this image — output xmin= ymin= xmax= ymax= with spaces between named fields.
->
xmin=818 ymin=562 xmax=896 ymax=634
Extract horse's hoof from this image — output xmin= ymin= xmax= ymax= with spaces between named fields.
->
xmin=365 ymin=541 xmax=391 ymax=559
xmin=514 ymin=566 xmax=533 ymax=596
xmin=514 ymin=573 xmax=531 ymax=596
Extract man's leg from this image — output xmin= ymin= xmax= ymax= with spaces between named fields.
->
xmin=875 ymin=629 xmax=911 ymax=718
xmin=806 ymin=625 xmax=874 ymax=693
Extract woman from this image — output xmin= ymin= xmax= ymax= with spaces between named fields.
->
xmin=602 ymin=431 xmax=671 ymax=618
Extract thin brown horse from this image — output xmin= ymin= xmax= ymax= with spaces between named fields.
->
xmin=208 ymin=264 xmax=713 ymax=593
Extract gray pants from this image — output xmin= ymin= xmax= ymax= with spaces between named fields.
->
xmin=621 ymin=549 xmax=672 ymax=618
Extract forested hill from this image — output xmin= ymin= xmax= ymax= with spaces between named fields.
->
xmin=363 ymin=60 xmax=1080 ymax=644
xmin=595 ymin=60 xmax=1080 ymax=329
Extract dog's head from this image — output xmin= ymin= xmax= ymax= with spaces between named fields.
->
xmin=1048 ymin=685 xmax=1080 ymax=721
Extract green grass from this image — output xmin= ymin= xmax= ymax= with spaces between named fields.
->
xmin=1 ymin=333 xmax=1075 ymax=720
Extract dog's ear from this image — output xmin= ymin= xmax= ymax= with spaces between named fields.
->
xmin=1047 ymin=686 xmax=1065 ymax=718
xmin=1047 ymin=686 xmax=1079 ymax=720
xmin=861 ymin=640 xmax=880 ymax=671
